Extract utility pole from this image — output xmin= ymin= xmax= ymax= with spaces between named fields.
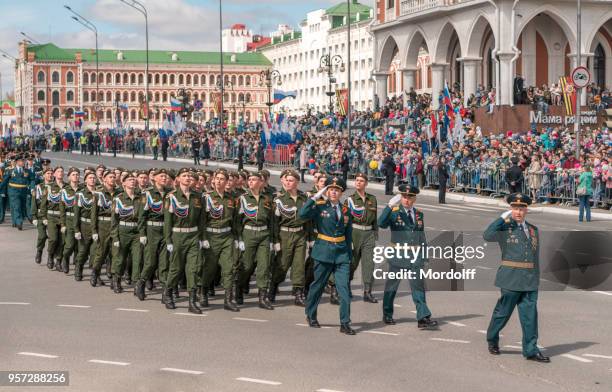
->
xmin=347 ymin=0 xmax=352 ymax=142
xmin=574 ymin=0 xmax=582 ymax=159
xmin=219 ymin=0 xmax=225 ymax=131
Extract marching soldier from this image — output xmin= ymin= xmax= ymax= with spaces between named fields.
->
xmin=90 ymin=170 xmax=119 ymax=287
xmin=163 ymin=169 xmax=205 ymax=314
xmin=59 ymin=167 xmax=81 ymax=274
xmin=135 ymin=169 xmax=170 ymax=301
xmin=136 ymin=170 xmax=150 ymax=194
xmin=201 ymin=169 xmax=240 ymax=312
xmin=74 ymin=171 xmax=98 ymax=281
xmin=299 ymin=177 xmax=355 ymax=335
xmin=270 ymin=169 xmax=309 ymax=306
xmin=110 ymin=172 xmax=142 ymax=294
xmin=343 ymin=172 xmax=378 ymax=303
xmin=378 ymin=185 xmax=438 ymax=329
xmin=260 ymin=169 xmax=277 ymax=197
xmin=4 ymin=155 xmax=32 ymax=231
xmin=32 ymin=167 xmax=53 ymax=264
xmin=483 ymin=193 xmax=550 ymax=363
xmin=41 ymin=167 xmax=65 ymax=270
xmin=236 ymin=171 xmax=274 ymax=310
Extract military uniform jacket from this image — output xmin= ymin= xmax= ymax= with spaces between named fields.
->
xmin=299 ymin=198 xmax=352 ymax=264
xmin=74 ymin=188 xmax=97 ymax=233
xmin=483 ymin=217 xmax=540 ymax=292
xmin=31 ymin=182 xmax=51 ymax=220
xmin=60 ymin=184 xmax=81 ymax=229
xmin=4 ymin=166 xmax=33 ymax=192
xmin=272 ymin=190 xmax=310 ymax=244
xmin=202 ymin=190 xmax=239 ymax=241
xmin=92 ymin=187 xmax=118 ymax=234
xmin=111 ymin=191 xmax=143 ymax=240
xmin=237 ymin=190 xmax=273 ymax=239
xmin=41 ymin=182 xmax=65 ymax=221
xmin=344 ymin=192 xmax=378 ymax=233
xmin=138 ymin=186 xmax=168 ymax=237
xmin=163 ymin=188 xmax=205 ymax=245
xmin=378 ymin=205 xmax=427 ymax=268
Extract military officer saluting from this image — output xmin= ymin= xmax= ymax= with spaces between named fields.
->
xmin=378 ymin=185 xmax=438 ymax=329
xmin=483 ymin=193 xmax=550 ymax=363
xmin=299 ymin=176 xmax=355 ymax=335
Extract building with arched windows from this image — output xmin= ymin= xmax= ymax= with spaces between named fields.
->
xmin=15 ymin=40 xmax=271 ymax=131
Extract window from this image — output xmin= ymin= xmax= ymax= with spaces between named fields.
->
xmin=155 ymin=74 xmax=160 ymax=85
xmin=66 ymin=71 xmax=74 ymax=83
xmin=106 ymin=73 xmax=112 ymax=84
xmin=52 ymin=108 xmax=60 ymax=119
xmin=123 ymin=73 xmax=128 ymax=84
xmin=84 ymin=92 xmax=89 ymax=102
xmin=123 ymin=92 xmax=128 ymax=102
xmin=37 ymin=90 xmax=45 ymax=102
xmin=106 ymin=91 xmax=112 ymax=102
xmin=116 ymin=73 xmax=121 ymax=84
xmin=130 ymin=92 xmax=136 ymax=102
xmin=245 ymin=75 xmax=251 ymax=86
xmin=138 ymin=74 xmax=144 ymax=85
xmin=37 ymin=71 xmax=45 ymax=83
xmin=52 ymin=91 xmax=60 ymax=105
xmin=67 ymin=90 xmax=74 ymax=102
xmin=91 ymin=73 xmax=96 ymax=83
xmin=162 ymin=74 xmax=168 ymax=85
xmin=130 ymin=74 xmax=136 ymax=84
xmin=170 ymin=74 xmax=175 ymax=85
xmin=179 ymin=74 xmax=184 ymax=85
xmin=186 ymin=74 xmax=192 ymax=85
xmin=106 ymin=110 xmax=111 ymax=120
xmin=193 ymin=75 xmax=199 ymax=85
xmin=52 ymin=71 xmax=60 ymax=83
xmin=387 ymin=0 xmax=394 ymax=8
xmin=83 ymin=73 xmax=89 ymax=84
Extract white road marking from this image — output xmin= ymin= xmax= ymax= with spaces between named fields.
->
xmin=295 ymin=323 xmax=332 ymax=329
xmin=174 ymin=312 xmax=207 ymax=317
xmin=17 ymin=352 xmax=58 ymax=358
xmin=236 ymin=377 xmax=282 ymax=386
xmin=233 ymin=317 xmax=268 ymax=323
xmin=583 ymin=354 xmax=612 ymax=360
xmin=88 ymin=359 xmax=131 ymax=366
xmin=362 ymin=330 xmax=400 ymax=336
xmin=430 ymin=338 xmax=470 ymax=344
xmin=477 ymin=330 xmax=487 ymax=334
xmin=160 ymin=367 xmax=203 ymax=375
xmin=317 ymin=389 xmax=346 ymax=392
xmin=594 ymin=291 xmax=612 ymax=296
xmin=504 ymin=345 xmax=523 ymax=349
xmin=0 ymin=302 xmax=30 ymax=305
xmin=393 ymin=304 xmax=402 ymax=307
xmin=57 ymin=304 xmax=91 ymax=308
xmin=116 ymin=308 xmax=149 ymax=313
xmin=561 ymin=354 xmax=593 ymax=363
xmin=447 ymin=321 xmax=466 ymax=327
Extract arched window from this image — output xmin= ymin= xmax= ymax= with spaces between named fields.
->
xmin=106 ymin=73 xmax=112 ymax=84
xmin=179 ymin=74 xmax=184 ymax=85
xmin=186 ymin=74 xmax=191 ymax=85
xmin=52 ymin=71 xmax=60 ymax=83
xmin=83 ymin=91 xmax=89 ymax=103
xmin=91 ymin=73 xmax=96 ymax=83
xmin=231 ymin=75 xmax=236 ymax=85
xmin=224 ymin=75 xmax=229 ymax=85
xmin=130 ymin=74 xmax=136 ymax=84
xmin=115 ymin=92 xmax=121 ymax=101
xmin=155 ymin=92 xmax=160 ymax=102
xmin=66 ymin=71 xmax=74 ymax=84
xmin=83 ymin=73 xmax=89 ymax=84
xmin=37 ymin=71 xmax=45 ymax=83
xmin=138 ymin=74 xmax=144 ymax=85
xmin=147 ymin=74 xmax=152 ymax=84
xmin=37 ymin=90 xmax=45 ymax=102
xmin=106 ymin=109 xmax=112 ymax=120
xmin=98 ymin=92 xmax=104 ymax=102
xmin=155 ymin=74 xmax=160 ymax=84
xmin=209 ymin=75 xmax=215 ymax=85
xmin=230 ymin=93 xmax=236 ymax=103
xmin=193 ymin=75 xmax=199 ymax=85
xmin=116 ymin=73 xmax=121 ymax=84
xmin=245 ymin=93 xmax=251 ymax=103
xmin=52 ymin=91 xmax=60 ymax=105
xmin=130 ymin=92 xmax=136 ymax=102
xmin=216 ymin=75 xmax=221 ymax=86
xmin=238 ymin=75 xmax=244 ymax=86
xmin=193 ymin=93 xmax=199 ymax=101
xmin=162 ymin=92 xmax=168 ymax=102
xmin=238 ymin=93 xmax=244 ymax=102
xmin=170 ymin=74 xmax=175 ymax=85
xmin=123 ymin=92 xmax=128 ymax=102
xmin=130 ymin=109 xmax=136 ymax=121
xmin=162 ymin=74 xmax=168 ymax=85
xmin=123 ymin=73 xmax=129 ymax=84
xmin=67 ymin=90 xmax=74 ymax=102
xmin=245 ymin=75 xmax=251 ymax=86
xmin=51 ymin=108 xmax=60 ymax=119
xmin=106 ymin=91 xmax=112 ymax=102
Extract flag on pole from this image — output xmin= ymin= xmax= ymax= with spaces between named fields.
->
xmin=559 ymin=76 xmax=576 ymax=116
xmin=335 ymin=88 xmax=349 ymax=116
xmin=273 ymin=89 xmax=297 ymax=104
xmin=442 ymin=81 xmax=455 ymax=135
xmin=170 ymin=97 xmax=182 ymax=112
xmin=74 ymin=111 xmax=85 ymax=118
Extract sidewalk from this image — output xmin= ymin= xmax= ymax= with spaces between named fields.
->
xmin=99 ymin=151 xmax=612 ymax=221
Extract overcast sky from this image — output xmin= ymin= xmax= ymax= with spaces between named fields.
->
xmin=0 ymin=0 xmax=375 ymax=93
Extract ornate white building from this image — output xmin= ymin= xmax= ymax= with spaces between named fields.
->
xmin=371 ymin=0 xmax=612 ymax=108
xmin=260 ymin=0 xmax=376 ymax=114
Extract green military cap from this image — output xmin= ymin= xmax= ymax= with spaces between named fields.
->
xmin=154 ymin=168 xmax=169 ymax=176
xmin=122 ymin=171 xmax=136 ymax=182
xmin=214 ymin=168 xmax=229 ymax=179
xmin=398 ymin=184 xmax=419 ymax=197
xmin=167 ymin=169 xmax=176 ymax=179
xmin=354 ymin=172 xmax=368 ymax=181
xmin=507 ymin=192 xmax=532 ymax=207
xmin=85 ymin=166 xmax=96 ymax=172
xmin=83 ymin=171 xmax=96 ymax=181
xmin=136 ymin=170 xmax=149 ymax=177
xmin=67 ymin=167 xmax=81 ymax=175
xmin=53 ymin=166 xmax=64 ymax=173
xmin=248 ymin=171 xmax=263 ymax=179
xmin=148 ymin=168 xmax=157 ymax=175
xmin=280 ymin=168 xmax=300 ymax=180
xmin=177 ymin=167 xmax=198 ymax=179
xmin=102 ymin=169 xmax=115 ymax=178
xmin=325 ymin=176 xmax=346 ymax=192
xmin=43 ymin=167 xmax=53 ymax=174
xmin=96 ymin=164 xmax=106 ymax=170
xmin=260 ymin=169 xmax=271 ymax=179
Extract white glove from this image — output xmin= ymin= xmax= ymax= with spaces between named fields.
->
xmin=139 ymin=236 xmax=147 ymax=245
xmin=92 ymin=233 xmax=99 ymax=242
xmin=113 ymin=241 xmax=120 ymax=247
xmin=42 ymin=219 xmax=48 ymax=226
xmin=234 ymin=240 xmax=239 ymax=249
xmin=311 ymin=185 xmax=328 ymax=200
xmin=75 ymin=232 xmax=82 ymax=240
xmin=274 ymin=243 xmax=281 ymax=252
xmin=32 ymin=219 xmax=38 ymax=226
xmin=60 ymin=226 xmax=66 ymax=234
xmin=388 ymin=194 xmax=402 ymax=207
xmin=167 ymin=244 xmax=174 ymax=253
xmin=201 ymin=240 xmax=210 ymax=249
xmin=501 ymin=210 xmax=512 ymax=219
xmin=308 ymin=240 xmax=315 ymax=249
xmin=238 ymin=241 xmax=245 ymax=252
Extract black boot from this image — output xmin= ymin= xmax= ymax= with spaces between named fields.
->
xmin=258 ymin=289 xmax=273 ymax=310
xmin=208 ymin=287 xmax=215 ymax=297
xmin=74 ymin=264 xmax=83 ymax=281
xmin=113 ymin=275 xmax=123 ymax=294
xmin=188 ymin=289 xmax=202 ymax=314
xmin=294 ymin=288 xmax=305 ymax=307
xmin=417 ymin=316 xmax=439 ymax=330
xmin=146 ymin=278 xmax=155 ymax=291
xmin=62 ymin=257 xmax=70 ymax=274
xmin=330 ymin=285 xmax=340 ymax=305
xmin=363 ymin=283 xmax=378 ymax=303
xmin=268 ymin=283 xmax=278 ymax=304
xmin=224 ymin=288 xmax=239 ymax=312
xmin=340 ymin=322 xmax=356 ymax=335
xmin=164 ymin=287 xmax=176 ymax=309
xmin=161 ymin=285 xmax=167 ymax=304
xmin=173 ymin=287 xmax=180 ymax=299
xmin=97 ymin=275 xmax=105 ymax=286
xmin=235 ymin=282 xmax=244 ymax=305
xmin=135 ymin=279 xmax=146 ymax=301
xmin=199 ymin=288 xmax=209 ymax=308
xmin=90 ymin=270 xmax=98 ymax=287
xmin=110 ymin=274 xmax=116 ymax=291
xmin=35 ymin=250 xmax=42 ymax=264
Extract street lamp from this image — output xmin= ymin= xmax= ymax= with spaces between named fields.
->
xmin=259 ymin=69 xmax=282 ymax=119
xmin=119 ymin=0 xmax=149 ymax=132
xmin=65 ymin=5 xmax=99 ymax=132
xmin=215 ymin=79 xmax=233 ymax=126
xmin=318 ymin=54 xmax=345 ymax=115
xmin=1 ymin=50 xmax=24 ymax=134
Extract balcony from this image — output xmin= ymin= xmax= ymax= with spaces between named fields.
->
xmin=400 ymin=0 xmax=474 ymax=17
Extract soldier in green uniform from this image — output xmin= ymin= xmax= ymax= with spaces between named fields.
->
xmin=260 ymin=169 xmax=277 ymax=197
xmin=4 ymin=155 xmax=32 ymax=231
xmin=135 ymin=169 xmax=170 ymax=301
xmin=59 ymin=168 xmax=81 ymax=274
xmin=344 ymin=173 xmax=378 ymax=303
xmin=270 ymin=169 xmax=309 ymax=306
xmin=300 ymin=177 xmax=356 ymax=335
xmin=484 ymin=193 xmax=550 ymax=363
xmin=90 ymin=170 xmax=118 ymax=287
xmin=201 ymin=169 xmax=240 ymax=312
xmin=41 ymin=167 xmax=65 ymax=270
xmin=378 ymin=185 xmax=438 ymax=329
xmin=109 ymin=172 xmax=142 ymax=294
xmin=74 ymin=171 xmax=98 ymax=281
xmin=236 ymin=171 xmax=274 ymax=310
xmin=163 ymin=168 xmax=205 ymax=314
xmin=32 ymin=167 xmax=53 ymax=264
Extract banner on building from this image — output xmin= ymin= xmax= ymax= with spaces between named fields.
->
xmin=559 ymin=76 xmax=577 ymax=116
xmin=336 ymin=88 xmax=348 ymax=116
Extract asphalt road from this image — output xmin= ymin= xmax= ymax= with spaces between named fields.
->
xmin=0 ymin=151 xmax=610 ymax=392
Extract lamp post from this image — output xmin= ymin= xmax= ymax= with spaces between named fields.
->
xmin=153 ymin=104 xmax=161 ymax=129
xmin=119 ymin=0 xmax=149 ymax=132
xmin=318 ymin=54 xmax=345 ymax=115
xmin=64 ymin=5 xmax=99 ymax=133
xmin=259 ymin=69 xmax=281 ymax=119
xmin=238 ymin=97 xmax=247 ymax=122
xmin=1 ymin=50 xmax=24 ymax=134
xmin=215 ymin=79 xmax=232 ymax=127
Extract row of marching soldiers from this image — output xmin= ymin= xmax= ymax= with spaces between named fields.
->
xmin=31 ymin=164 xmax=380 ymax=315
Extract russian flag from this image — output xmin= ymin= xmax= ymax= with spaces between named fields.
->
xmin=170 ymin=97 xmax=182 ymax=111
xmin=75 ymin=111 xmax=85 ymax=118
xmin=273 ymin=89 xmax=296 ymax=104
xmin=442 ymin=81 xmax=454 ymax=132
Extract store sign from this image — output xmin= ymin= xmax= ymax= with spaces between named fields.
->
xmin=529 ymin=110 xmax=599 ymax=126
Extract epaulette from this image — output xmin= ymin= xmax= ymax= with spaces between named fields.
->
xmin=315 ymin=200 xmax=326 ymax=205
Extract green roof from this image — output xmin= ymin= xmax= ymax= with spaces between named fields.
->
xmin=1 ymin=100 xmax=15 ymax=107
xmin=271 ymin=31 xmax=302 ymax=45
xmin=27 ymin=43 xmax=272 ymax=66
xmin=326 ymin=0 xmax=371 ymax=16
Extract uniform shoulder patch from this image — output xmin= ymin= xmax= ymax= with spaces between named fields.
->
xmin=315 ymin=200 xmax=326 ymax=205
xmin=392 ymin=206 xmax=400 ymax=212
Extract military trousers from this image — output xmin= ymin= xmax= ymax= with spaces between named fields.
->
xmin=62 ymin=217 xmax=79 ymax=263
xmin=140 ymin=225 xmax=166 ymax=284
xmin=166 ymin=232 xmax=201 ymax=291
xmin=350 ymin=229 xmax=376 ymax=285
xmin=75 ymin=222 xmax=97 ymax=268
xmin=487 ymin=289 xmax=539 ymax=357
xmin=202 ymin=233 xmax=236 ymax=291
xmin=25 ymin=192 xmax=33 ymax=221
xmin=92 ymin=221 xmax=112 ymax=273
xmin=239 ymin=228 xmax=271 ymax=290
xmin=272 ymin=230 xmax=307 ymax=288
xmin=46 ymin=215 xmax=64 ymax=260
xmin=382 ymin=263 xmax=431 ymax=321
xmin=0 ymin=195 xmax=6 ymax=223
xmin=8 ymin=188 xmax=27 ymax=226
xmin=36 ymin=219 xmax=48 ymax=253
xmin=111 ymin=228 xmax=142 ymax=280
xmin=305 ymin=260 xmax=351 ymax=324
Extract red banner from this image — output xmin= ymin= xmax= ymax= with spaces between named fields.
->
xmin=336 ymin=88 xmax=348 ymax=116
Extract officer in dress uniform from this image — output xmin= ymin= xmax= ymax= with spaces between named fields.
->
xmin=32 ymin=167 xmax=53 ymax=264
xmin=483 ymin=193 xmax=550 ymax=363
xmin=378 ymin=185 xmax=438 ymax=329
xmin=4 ymin=155 xmax=32 ymax=230
xmin=299 ymin=176 xmax=355 ymax=335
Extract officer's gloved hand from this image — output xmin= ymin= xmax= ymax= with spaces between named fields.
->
xmin=113 ymin=241 xmax=120 ymax=247
xmin=74 ymin=232 xmax=82 ymax=240
xmin=274 ymin=243 xmax=281 ymax=252
xmin=238 ymin=241 xmax=245 ymax=252
xmin=92 ymin=233 xmax=99 ymax=242
xmin=311 ymin=185 xmax=329 ymax=200
xmin=501 ymin=210 xmax=512 ymax=220
xmin=388 ymin=194 xmax=402 ymax=208
xmin=42 ymin=219 xmax=48 ymax=226
xmin=32 ymin=219 xmax=38 ymax=226
xmin=200 ymin=240 xmax=210 ymax=249
xmin=167 ymin=244 xmax=174 ymax=253
xmin=139 ymin=236 xmax=147 ymax=245
xmin=60 ymin=226 xmax=66 ymax=234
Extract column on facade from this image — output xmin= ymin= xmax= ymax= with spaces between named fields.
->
xmin=400 ymin=67 xmax=417 ymax=106
xmin=567 ymin=53 xmax=594 ymax=106
xmin=459 ymin=57 xmax=482 ymax=106
xmin=373 ymin=71 xmax=389 ymax=107
xmin=497 ymin=52 xmax=515 ymax=106
xmin=430 ymin=63 xmax=447 ymax=109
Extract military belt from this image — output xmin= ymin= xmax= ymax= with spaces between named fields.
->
xmin=47 ymin=210 xmax=60 ymax=216
xmin=501 ymin=260 xmax=535 ymax=269
xmin=66 ymin=212 xmax=75 ymax=217
xmin=80 ymin=217 xmax=92 ymax=223
xmin=119 ymin=221 xmax=138 ymax=227
xmin=8 ymin=183 xmax=27 ymax=188
xmin=206 ymin=227 xmax=231 ymax=234
xmin=317 ymin=234 xmax=346 ymax=243
xmin=98 ymin=216 xmax=112 ymax=222
xmin=173 ymin=227 xmax=198 ymax=233
xmin=280 ymin=226 xmax=303 ymax=233
xmin=244 ymin=224 xmax=267 ymax=232
xmin=147 ymin=221 xmax=164 ymax=227
xmin=353 ymin=224 xmax=373 ymax=231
